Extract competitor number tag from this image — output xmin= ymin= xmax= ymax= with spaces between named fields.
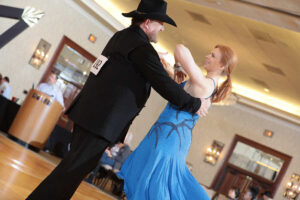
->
xmin=90 ymin=55 xmax=108 ymax=75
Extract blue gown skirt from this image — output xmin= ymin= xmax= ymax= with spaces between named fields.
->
xmin=117 ymin=100 xmax=210 ymax=200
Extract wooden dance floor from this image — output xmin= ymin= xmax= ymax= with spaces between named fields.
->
xmin=0 ymin=134 xmax=116 ymax=200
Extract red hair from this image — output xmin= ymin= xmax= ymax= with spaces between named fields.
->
xmin=212 ymin=45 xmax=237 ymax=103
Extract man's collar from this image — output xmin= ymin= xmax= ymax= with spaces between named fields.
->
xmin=129 ymin=24 xmax=149 ymax=42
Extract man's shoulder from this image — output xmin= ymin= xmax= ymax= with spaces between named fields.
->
xmin=130 ymin=43 xmax=160 ymax=62
xmin=37 ymin=83 xmax=48 ymax=89
xmin=37 ymin=83 xmax=55 ymax=93
xmin=132 ymin=43 xmax=156 ymax=55
xmin=3 ymin=81 xmax=9 ymax=86
xmin=120 ymin=25 xmax=150 ymax=45
xmin=38 ymin=82 xmax=48 ymax=87
xmin=3 ymin=82 xmax=11 ymax=90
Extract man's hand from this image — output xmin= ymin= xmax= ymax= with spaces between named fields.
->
xmin=158 ymin=52 xmax=168 ymax=59
xmin=158 ymin=53 xmax=175 ymax=78
xmin=196 ymin=98 xmax=212 ymax=117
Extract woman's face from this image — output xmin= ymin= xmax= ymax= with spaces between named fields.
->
xmin=204 ymin=47 xmax=223 ymax=72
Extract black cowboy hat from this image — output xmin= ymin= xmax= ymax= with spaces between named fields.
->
xmin=122 ymin=0 xmax=177 ymax=27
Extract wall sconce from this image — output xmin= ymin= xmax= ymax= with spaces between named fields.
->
xmin=88 ymin=34 xmax=96 ymax=43
xmin=264 ymin=129 xmax=274 ymax=138
xmin=284 ymin=174 xmax=300 ymax=199
xmin=29 ymin=39 xmax=51 ymax=69
xmin=204 ymin=140 xmax=224 ymax=165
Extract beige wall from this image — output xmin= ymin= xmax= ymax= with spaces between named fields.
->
xmin=0 ymin=0 xmax=113 ymax=101
xmin=128 ymin=90 xmax=300 ymax=200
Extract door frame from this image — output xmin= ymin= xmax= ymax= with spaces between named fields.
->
xmin=39 ymin=36 xmax=97 ymax=130
xmin=40 ymin=35 xmax=96 ymax=85
xmin=211 ymin=134 xmax=292 ymax=198
xmin=39 ymin=35 xmax=96 ymax=109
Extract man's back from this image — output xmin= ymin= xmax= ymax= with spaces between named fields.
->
xmin=67 ymin=25 xmax=152 ymax=142
xmin=67 ymin=24 xmax=201 ymax=143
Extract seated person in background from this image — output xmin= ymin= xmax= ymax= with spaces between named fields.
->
xmin=86 ymin=133 xmax=132 ymax=183
xmin=228 ymin=187 xmax=240 ymax=200
xmin=259 ymin=191 xmax=272 ymax=200
xmin=98 ymin=146 xmax=116 ymax=167
xmin=0 ymin=76 xmax=11 ymax=100
xmin=111 ymin=141 xmax=131 ymax=171
xmin=243 ymin=186 xmax=259 ymax=200
xmin=36 ymin=72 xmax=64 ymax=108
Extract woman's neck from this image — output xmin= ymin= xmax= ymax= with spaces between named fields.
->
xmin=206 ymin=71 xmax=220 ymax=84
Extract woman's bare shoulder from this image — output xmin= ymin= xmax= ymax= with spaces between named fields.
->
xmin=184 ymin=79 xmax=214 ymax=98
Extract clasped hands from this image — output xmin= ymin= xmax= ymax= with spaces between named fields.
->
xmin=158 ymin=52 xmax=211 ymax=118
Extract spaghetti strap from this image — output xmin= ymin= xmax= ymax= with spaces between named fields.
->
xmin=205 ymin=77 xmax=216 ymax=99
xmin=180 ymin=81 xmax=187 ymax=88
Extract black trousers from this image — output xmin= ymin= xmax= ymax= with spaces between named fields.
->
xmin=26 ymin=125 xmax=110 ymax=200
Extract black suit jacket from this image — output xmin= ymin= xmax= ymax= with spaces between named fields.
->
xmin=67 ymin=25 xmax=201 ymax=143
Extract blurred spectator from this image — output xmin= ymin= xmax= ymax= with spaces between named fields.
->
xmin=36 ymin=72 xmax=64 ymax=107
xmin=111 ymin=142 xmax=131 ymax=171
xmin=228 ymin=187 xmax=240 ymax=200
xmin=259 ymin=191 xmax=272 ymax=200
xmin=0 ymin=76 xmax=11 ymax=100
xmin=243 ymin=186 xmax=259 ymax=200
xmin=86 ymin=132 xmax=133 ymax=183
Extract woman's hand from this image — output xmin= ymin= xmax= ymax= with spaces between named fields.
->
xmin=174 ymin=70 xmax=186 ymax=83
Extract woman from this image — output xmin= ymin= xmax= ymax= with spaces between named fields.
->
xmin=118 ymin=44 xmax=237 ymax=199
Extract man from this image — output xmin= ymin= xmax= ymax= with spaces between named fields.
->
xmin=0 ymin=76 xmax=11 ymax=100
xmin=27 ymin=0 xmax=210 ymax=199
xmin=36 ymin=72 xmax=65 ymax=107
xmin=228 ymin=187 xmax=240 ymax=200
xmin=244 ymin=186 xmax=260 ymax=200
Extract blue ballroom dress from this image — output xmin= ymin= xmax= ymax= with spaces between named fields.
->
xmin=118 ymin=82 xmax=210 ymax=200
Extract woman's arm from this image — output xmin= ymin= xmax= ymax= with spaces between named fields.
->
xmin=158 ymin=52 xmax=186 ymax=83
xmin=174 ymin=44 xmax=206 ymax=86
